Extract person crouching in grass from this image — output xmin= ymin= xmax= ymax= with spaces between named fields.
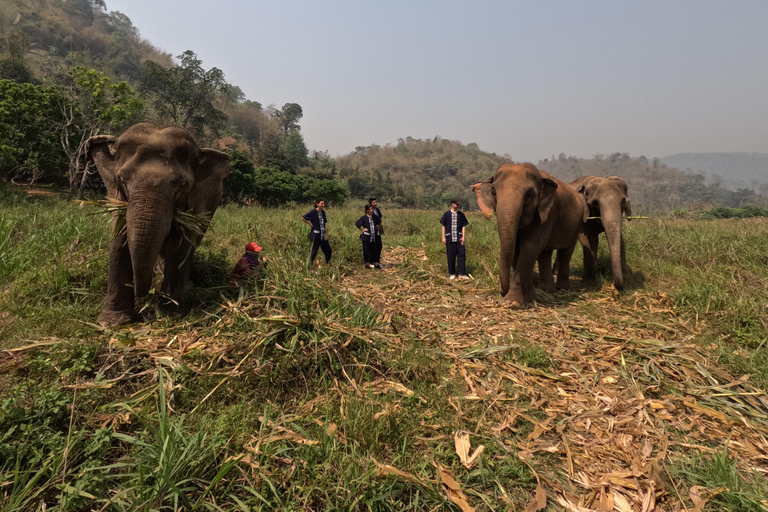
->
xmin=355 ymin=204 xmax=381 ymax=269
xmin=229 ymin=242 xmax=267 ymax=288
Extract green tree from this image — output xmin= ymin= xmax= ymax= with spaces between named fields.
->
xmin=250 ymin=167 xmax=300 ymax=206
xmin=139 ymin=50 xmax=228 ymax=141
xmin=0 ymin=80 xmax=68 ymax=183
xmin=276 ymin=102 xmax=303 ymax=134
xmin=58 ymin=67 xmax=144 ymax=195
xmin=222 ymin=150 xmax=257 ymax=202
xmin=282 ymin=130 xmax=309 ymax=172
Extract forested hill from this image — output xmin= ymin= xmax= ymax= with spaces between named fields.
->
xmin=0 ymin=0 xmax=172 ymax=81
xmin=335 ymin=141 xmax=768 ymax=211
xmin=660 ymin=152 xmax=768 ymax=192
xmin=335 ymin=137 xmax=511 ymax=208
xmin=538 ymin=153 xmax=767 ymax=212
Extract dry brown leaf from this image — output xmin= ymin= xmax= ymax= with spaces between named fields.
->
xmin=522 ymin=482 xmax=547 ymax=512
xmin=372 ymin=458 xmax=430 ymax=488
xmin=437 ymin=465 xmax=474 ymax=512
xmin=454 ymin=431 xmax=485 ymax=469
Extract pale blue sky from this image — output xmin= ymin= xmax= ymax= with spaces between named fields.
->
xmin=106 ymin=1 xmax=768 ymax=162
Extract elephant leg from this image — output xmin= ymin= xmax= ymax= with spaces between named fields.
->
xmin=581 ymin=231 xmax=599 ymax=285
xmin=504 ymin=270 xmax=526 ymax=306
xmin=552 ymin=252 xmax=560 ymax=276
xmin=159 ymin=227 xmax=195 ymax=314
xmin=538 ymin=249 xmax=556 ymax=293
xmin=98 ymin=229 xmax=137 ymax=326
xmin=555 ymin=244 xmax=576 ymax=290
xmin=509 ymin=237 xmax=541 ymax=305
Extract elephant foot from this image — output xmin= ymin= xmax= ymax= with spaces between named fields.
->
xmin=503 ymin=290 xmax=526 ymax=307
xmin=98 ymin=309 xmax=137 ymax=327
xmin=555 ymin=281 xmax=570 ymax=291
xmin=540 ymin=283 xmax=556 ymax=293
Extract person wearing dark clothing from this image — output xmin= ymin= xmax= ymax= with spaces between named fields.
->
xmin=369 ymin=197 xmax=383 ymax=265
xmin=301 ymin=198 xmax=332 ymax=266
xmin=355 ymin=205 xmax=381 ymax=268
xmin=440 ymin=199 xmax=469 ymax=279
xmin=229 ymin=242 xmax=267 ymax=287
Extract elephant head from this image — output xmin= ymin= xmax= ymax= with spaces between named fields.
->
xmin=87 ymin=122 xmax=230 ymax=325
xmin=472 ymin=163 xmax=558 ymax=299
xmin=573 ymin=175 xmax=631 ymax=289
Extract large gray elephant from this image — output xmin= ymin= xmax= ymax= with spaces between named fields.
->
xmin=87 ymin=122 xmax=230 ymax=326
xmin=471 ymin=163 xmax=588 ymax=306
xmin=568 ymin=175 xmax=631 ymax=290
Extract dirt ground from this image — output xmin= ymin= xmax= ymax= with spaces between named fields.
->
xmin=342 ymin=246 xmax=768 ymax=511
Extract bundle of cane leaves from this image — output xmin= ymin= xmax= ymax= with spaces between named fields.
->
xmin=79 ymin=199 xmax=212 ymax=243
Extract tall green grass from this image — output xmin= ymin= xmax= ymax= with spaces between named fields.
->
xmin=2 ymin=183 xmax=768 ymax=509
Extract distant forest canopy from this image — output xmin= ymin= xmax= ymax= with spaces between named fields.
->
xmin=335 ymin=136 xmax=511 ymax=209
xmin=537 ymin=153 xmax=768 ymax=213
xmin=660 ymin=152 xmax=768 ymax=192
xmin=336 ymin=142 xmax=768 ymax=212
xmin=0 ymin=0 xmax=346 ymax=205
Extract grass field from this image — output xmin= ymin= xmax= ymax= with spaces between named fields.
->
xmin=1 ymin=184 xmax=767 ymax=511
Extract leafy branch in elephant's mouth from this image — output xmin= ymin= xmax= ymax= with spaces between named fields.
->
xmin=78 ymin=199 xmax=213 ymax=242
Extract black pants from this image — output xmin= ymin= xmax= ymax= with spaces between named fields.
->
xmin=309 ymin=237 xmax=332 ymax=264
xmin=362 ymin=241 xmax=379 ymax=264
xmin=375 ymin=235 xmax=382 ymax=261
xmin=446 ymin=242 xmax=466 ymax=275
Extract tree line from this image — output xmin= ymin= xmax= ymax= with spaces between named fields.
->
xmin=0 ymin=0 xmax=346 ymax=205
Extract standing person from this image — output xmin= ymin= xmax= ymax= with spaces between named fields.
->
xmin=301 ymin=197 xmax=332 ymax=267
xmin=355 ymin=205 xmax=381 ymax=268
xmin=369 ymin=197 xmax=383 ymax=266
xmin=440 ymin=199 xmax=470 ymax=280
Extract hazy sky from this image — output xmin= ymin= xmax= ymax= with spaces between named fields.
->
xmin=106 ymin=1 xmax=768 ymax=162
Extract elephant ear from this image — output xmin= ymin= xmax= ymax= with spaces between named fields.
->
xmin=86 ymin=135 xmax=119 ymax=199
xmin=189 ymin=148 xmax=231 ymax=216
xmin=537 ymin=177 xmax=558 ymax=224
xmin=471 ymin=178 xmax=495 ymax=219
xmin=579 ymin=193 xmax=590 ymax=223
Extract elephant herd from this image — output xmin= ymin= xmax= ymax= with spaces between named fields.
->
xmin=86 ymin=123 xmax=631 ymax=326
xmin=471 ymin=164 xmax=631 ymax=306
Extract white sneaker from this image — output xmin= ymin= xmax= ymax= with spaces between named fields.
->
xmin=366 ymin=264 xmax=375 ymax=269
xmin=449 ymin=274 xmax=457 ymax=280
xmin=458 ymin=275 xmax=470 ymax=280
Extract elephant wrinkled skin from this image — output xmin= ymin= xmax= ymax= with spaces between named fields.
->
xmin=569 ymin=175 xmax=631 ymax=290
xmin=87 ymin=123 xmax=230 ymax=326
xmin=472 ymin=163 xmax=588 ymax=306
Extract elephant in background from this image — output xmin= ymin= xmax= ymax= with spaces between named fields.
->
xmin=568 ymin=175 xmax=632 ymax=290
xmin=471 ymin=163 xmax=588 ymax=306
xmin=87 ymin=122 xmax=230 ymax=326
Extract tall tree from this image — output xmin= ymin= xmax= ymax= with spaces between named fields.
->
xmin=58 ymin=67 xmax=144 ymax=195
xmin=276 ymin=102 xmax=303 ymax=134
xmin=281 ymin=130 xmax=309 ymax=172
xmin=138 ymin=50 xmax=228 ymax=141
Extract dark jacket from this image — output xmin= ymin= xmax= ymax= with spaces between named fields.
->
xmin=355 ymin=215 xmax=380 ymax=242
xmin=302 ymin=208 xmax=328 ymax=240
xmin=439 ymin=210 xmax=469 ymax=242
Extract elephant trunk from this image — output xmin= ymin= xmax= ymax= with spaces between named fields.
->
xmin=126 ymin=194 xmax=174 ymax=299
xmin=600 ymin=200 xmax=625 ymax=290
xmin=496 ymin=201 xmax=523 ymax=297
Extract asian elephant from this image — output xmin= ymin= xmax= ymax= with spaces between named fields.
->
xmin=471 ymin=163 xmax=588 ymax=306
xmin=86 ymin=122 xmax=230 ymax=326
xmin=568 ymin=175 xmax=631 ymax=290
